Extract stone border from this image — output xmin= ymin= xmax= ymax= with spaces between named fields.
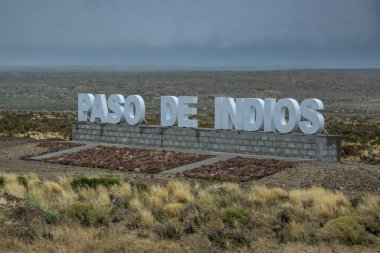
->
xmin=72 ymin=122 xmax=341 ymax=162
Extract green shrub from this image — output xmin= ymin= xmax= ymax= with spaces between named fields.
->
xmin=221 ymin=205 xmax=250 ymax=226
xmin=45 ymin=211 xmax=62 ymax=224
xmin=71 ymin=178 xmax=120 ymax=190
xmin=67 ymin=203 xmax=101 ymax=226
xmin=320 ymin=216 xmax=375 ymax=245
xmin=0 ymin=211 xmax=6 ymax=224
xmin=153 ymin=222 xmax=182 ymax=240
xmin=360 ymin=220 xmax=380 ymax=236
xmin=130 ymin=182 xmax=148 ymax=192
xmin=17 ymin=176 xmax=28 ymax=188
xmin=208 ymin=230 xmax=250 ymax=248
xmin=0 ymin=176 xmax=5 ymax=188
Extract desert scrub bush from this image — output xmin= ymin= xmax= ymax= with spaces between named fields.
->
xmin=289 ymin=187 xmax=349 ymax=219
xmin=77 ymin=186 xmax=111 ymax=214
xmin=276 ymin=203 xmax=310 ymax=224
xmin=0 ymin=176 xmax=5 ymax=188
xmin=130 ymin=197 xmax=143 ymax=211
xmin=110 ymin=183 xmax=133 ymax=203
xmin=150 ymin=185 xmax=169 ymax=203
xmin=139 ymin=208 xmax=155 ymax=228
xmin=130 ymin=181 xmax=148 ymax=192
xmin=44 ymin=210 xmax=62 ymax=224
xmin=71 ymin=177 xmax=120 ymax=190
xmin=167 ymin=181 xmax=194 ymax=203
xmin=67 ymin=203 xmax=101 ymax=226
xmin=221 ymin=205 xmax=250 ymax=227
xmin=249 ymin=185 xmax=288 ymax=206
xmin=17 ymin=175 xmax=28 ymax=188
xmin=146 ymin=185 xmax=169 ymax=212
xmin=3 ymin=174 xmax=26 ymax=198
xmin=319 ymin=216 xmax=375 ymax=245
xmin=26 ymin=181 xmax=77 ymax=211
xmin=58 ymin=176 xmax=72 ymax=190
xmin=358 ymin=195 xmax=380 ymax=220
xmin=0 ymin=211 xmax=6 ymax=224
xmin=208 ymin=229 xmax=251 ymax=249
xmin=43 ymin=181 xmax=63 ymax=197
xmin=207 ymin=183 xmax=249 ymax=208
xmin=154 ymin=222 xmax=182 ymax=240
xmin=360 ymin=220 xmax=380 ymax=236
xmin=163 ymin=203 xmax=184 ymax=217
xmin=276 ymin=221 xmax=313 ymax=243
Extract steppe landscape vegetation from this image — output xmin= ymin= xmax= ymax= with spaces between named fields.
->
xmin=0 ymin=173 xmax=379 ymax=252
xmin=0 ymin=70 xmax=379 ymax=252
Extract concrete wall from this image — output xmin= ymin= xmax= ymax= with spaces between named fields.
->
xmin=72 ymin=122 xmax=341 ymax=162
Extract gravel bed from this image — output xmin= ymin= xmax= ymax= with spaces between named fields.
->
xmin=44 ymin=146 xmax=211 ymax=174
xmin=183 ymin=157 xmax=296 ymax=182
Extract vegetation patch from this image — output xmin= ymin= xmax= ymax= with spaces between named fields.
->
xmin=154 ymin=222 xmax=182 ymax=240
xmin=0 ymin=173 xmax=378 ymax=252
xmin=319 ymin=216 xmax=375 ymax=245
xmin=67 ymin=203 xmax=101 ymax=226
xmin=208 ymin=229 xmax=251 ymax=248
xmin=0 ymin=176 xmax=5 ymax=188
xmin=221 ymin=205 xmax=250 ymax=227
xmin=71 ymin=177 xmax=120 ymax=190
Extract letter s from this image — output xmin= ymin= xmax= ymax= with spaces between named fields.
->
xmin=300 ymin=98 xmax=325 ymax=135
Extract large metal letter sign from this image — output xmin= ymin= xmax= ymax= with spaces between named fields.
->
xmin=78 ymin=93 xmax=325 ymax=135
xmin=160 ymin=96 xmax=179 ymax=127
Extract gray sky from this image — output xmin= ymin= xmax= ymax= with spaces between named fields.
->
xmin=0 ymin=0 xmax=379 ymax=68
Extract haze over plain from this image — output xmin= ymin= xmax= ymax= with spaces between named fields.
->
xmin=0 ymin=0 xmax=379 ymax=69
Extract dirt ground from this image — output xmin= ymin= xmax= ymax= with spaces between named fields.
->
xmin=0 ymin=138 xmax=379 ymax=196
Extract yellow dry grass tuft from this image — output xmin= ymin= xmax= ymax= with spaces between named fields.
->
xmin=3 ymin=174 xmax=25 ymax=199
xmin=27 ymin=173 xmax=40 ymax=186
xmin=198 ymin=190 xmax=215 ymax=206
xmin=170 ymin=181 xmax=194 ymax=203
xmin=166 ymin=180 xmax=176 ymax=195
xmin=43 ymin=181 xmax=64 ymax=196
xmin=77 ymin=186 xmax=111 ymax=213
xmin=150 ymin=185 xmax=169 ymax=203
xmin=57 ymin=176 xmax=72 ymax=190
xmin=140 ymin=209 xmax=155 ymax=228
xmin=249 ymin=185 xmax=288 ymax=205
xmin=163 ymin=203 xmax=184 ymax=217
xmin=56 ymin=188 xmax=77 ymax=208
xmin=111 ymin=183 xmax=133 ymax=201
xmin=289 ymin=187 xmax=349 ymax=219
xmin=359 ymin=195 xmax=380 ymax=220
xmin=130 ymin=197 xmax=143 ymax=211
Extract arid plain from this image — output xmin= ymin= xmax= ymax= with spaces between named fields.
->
xmin=0 ymin=69 xmax=379 ymax=252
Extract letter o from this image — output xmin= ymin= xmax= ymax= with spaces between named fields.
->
xmin=273 ymin=98 xmax=301 ymax=134
xmin=124 ymin=95 xmax=145 ymax=125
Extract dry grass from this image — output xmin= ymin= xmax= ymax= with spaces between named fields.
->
xmin=163 ymin=203 xmax=184 ymax=217
xmin=169 ymin=181 xmax=194 ymax=203
xmin=130 ymin=197 xmax=143 ymax=210
xmin=140 ymin=208 xmax=155 ymax=228
xmin=110 ymin=183 xmax=133 ymax=201
xmin=0 ymin=173 xmax=378 ymax=252
xmin=2 ymin=174 xmax=25 ymax=199
xmin=359 ymin=195 xmax=380 ymax=220
xmin=249 ymin=185 xmax=288 ymax=205
xmin=43 ymin=181 xmax=64 ymax=196
xmin=77 ymin=186 xmax=111 ymax=213
xmin=289 ymin=187 xmax=350 ymax=219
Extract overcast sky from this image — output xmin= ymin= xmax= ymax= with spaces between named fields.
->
xmin=0 ymin=0 xmax=379 ymax=68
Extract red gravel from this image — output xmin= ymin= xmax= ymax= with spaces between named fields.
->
xmin=37 ymin=141 xmax=82 ymax=152
xmin=44 ymin=146 xmax=211 ymax=174
xmin=183 ymin=157 xmax=296 ymax=182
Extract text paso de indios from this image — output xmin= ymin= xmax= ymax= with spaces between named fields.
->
xmin=78 ymin=94 xmax=325 ymax=135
